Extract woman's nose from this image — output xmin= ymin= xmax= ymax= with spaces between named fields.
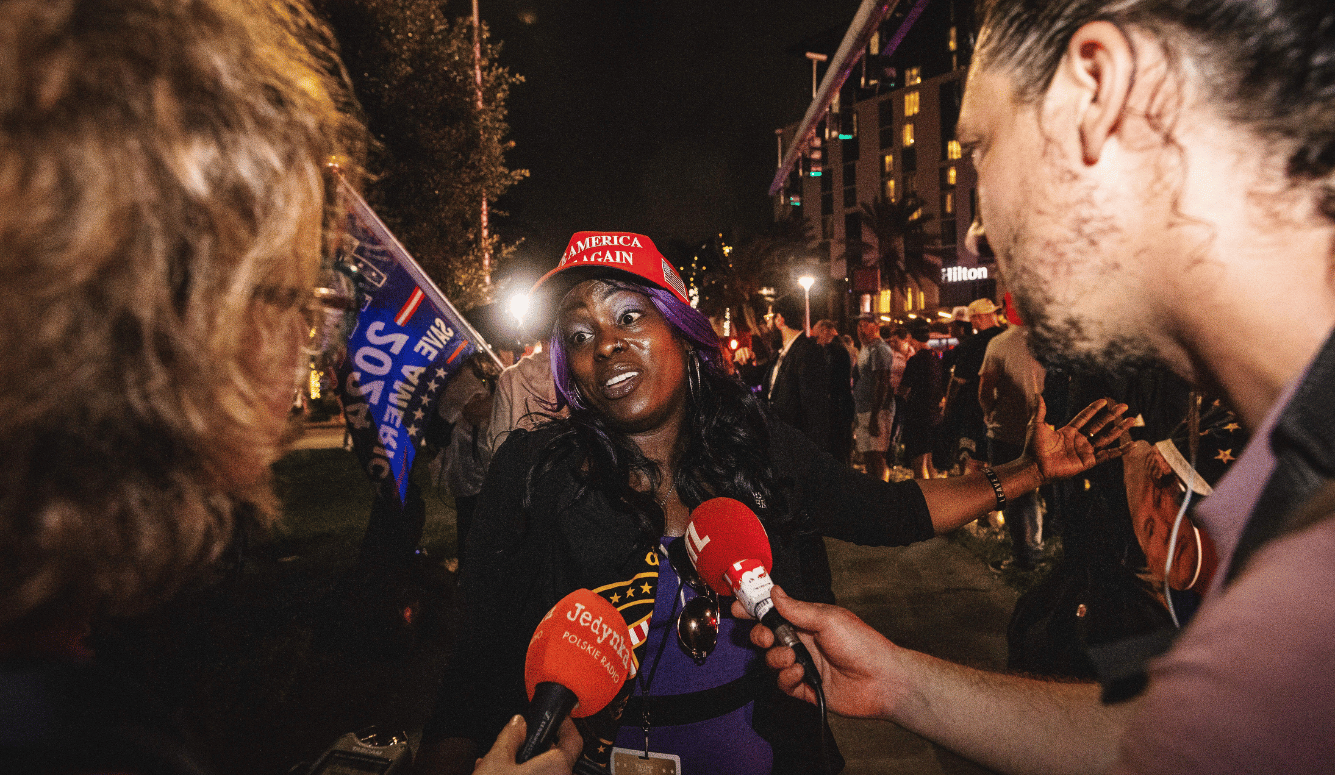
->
xmin=595 ymin=329 xmax=625 ymax=357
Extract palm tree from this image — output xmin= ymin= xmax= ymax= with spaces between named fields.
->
xmin=718 ymin=213 xmax=816 ymax=329
xmin=850 ymin=194 xmax=941 ymax=304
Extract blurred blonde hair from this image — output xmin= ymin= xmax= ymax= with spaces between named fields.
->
xmin=0 ymin=0 xmax=364 ymax=632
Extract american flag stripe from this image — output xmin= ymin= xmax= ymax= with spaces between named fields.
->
xmin=628 ymin=616 xmax=650 ymax=650
xmin=444 ymin=341 xmax=468 ymax=364
xmin=395 ymin=287 xmax=424 ymax=326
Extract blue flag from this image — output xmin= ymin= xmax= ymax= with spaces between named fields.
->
xmin=333 ymin=177 xmax=500 ymax=505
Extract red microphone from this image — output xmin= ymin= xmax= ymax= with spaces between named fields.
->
xmin=517 ymin=588 xmax=635 ymax=763
xmin=685 ymin=497 xmax=822 ymax=687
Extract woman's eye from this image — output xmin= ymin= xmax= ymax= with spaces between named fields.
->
xmin=567 ymin=330 xmax=592 ymax=346
xmin=617 ymin=309 xmax=643 ymax=326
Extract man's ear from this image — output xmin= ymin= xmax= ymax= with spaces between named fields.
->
xmin=1059 ymin=21 xmax=1135 ymax=165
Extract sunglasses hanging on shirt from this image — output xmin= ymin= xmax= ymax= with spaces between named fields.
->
xmin=666 ymin=539 xmax=719 ymax=665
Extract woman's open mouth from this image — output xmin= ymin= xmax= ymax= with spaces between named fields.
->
xmin=601 ymin=369 xmax=641 ymax=399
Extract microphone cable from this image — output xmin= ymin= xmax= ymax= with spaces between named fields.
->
xmin=814 ymin=679 xmax=830 ymax=775
xmin=1164 ymin=393 xmax=1202 ymax=629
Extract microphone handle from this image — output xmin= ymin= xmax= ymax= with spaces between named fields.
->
xmin=760 ymin=608 xmax=822 ymax=687
xmin=516 ymin=682 xmax=579 ymax=763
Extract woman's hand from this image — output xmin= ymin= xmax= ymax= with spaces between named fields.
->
xmin=1026 ymin=397 xmax=1134 ymax=484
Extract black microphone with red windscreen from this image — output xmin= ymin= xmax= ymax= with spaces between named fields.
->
xmin=684 ymin=497 xmax=822 ymax=688
xmin=517 ymin=588 xmax=635 ymax=763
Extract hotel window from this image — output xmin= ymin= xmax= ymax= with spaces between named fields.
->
xmin=879 ymin=289 xmax=893 ymax=314
xmin=941 ymin=165 xmax=957 ymax=188
xmin=870 ymin=30 xmax=880 ymax=55
xmin=903 ymin=123 xmax=915 ymax=147
xmin=942 ymin=191 xmax=955 ymax=215
xmin=878 ymin=98 xmax=895 ymax=149
xmin=842 ymin=136 xmax=859 ymax=162
xmin=906 ymin=66 xmax=921 ymax=86
xmin=949 ymin=27 xmax=957 ymax=52
xmin=882 ymin=153 xmax=894 ymax=176
xmin=883 ymin=178 xmax=896 ymax=202
xmin=947 ymin=140 xmax=962 ymax=160
xmin=904 ymin=91 xmax=920 ymax=117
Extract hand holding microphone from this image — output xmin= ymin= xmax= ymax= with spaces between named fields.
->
xmin=517 ymin=589 xmax=634 ymax=763
xmin=474 ymin=714 xmax=581 ymax=775
xmin=683 ymin=497 xmax=822 ymax=689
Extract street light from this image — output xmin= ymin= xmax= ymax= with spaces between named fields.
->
xmin=798 ymin=275 xmax=815 ymax=335
xmin=507 ymin=291 xmax=531 ymax=328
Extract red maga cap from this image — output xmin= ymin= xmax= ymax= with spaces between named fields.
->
xmin=524 ymin=588 xmax=633 ymax=718
xmin=532 ymin=231 xmax=692 ymax=308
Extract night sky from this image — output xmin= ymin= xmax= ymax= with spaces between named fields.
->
xmin=478 ymin=0 xmax=863 ymax=283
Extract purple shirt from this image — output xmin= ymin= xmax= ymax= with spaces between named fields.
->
xmin=1115 ymin=373 xmax=1335 ymax=773
xmin=613 ymin=537 xmax=772 ymax=775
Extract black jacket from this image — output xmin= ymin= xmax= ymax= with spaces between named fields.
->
xmin=424 ymin=419 xmax=933 ymax=773
xmin=766 ymin=334 xmax=831 ymax=451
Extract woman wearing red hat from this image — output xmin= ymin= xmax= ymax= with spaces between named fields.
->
xmin=416 ymin=232 xmax=1133 ymax=775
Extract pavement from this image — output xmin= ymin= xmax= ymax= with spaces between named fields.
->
xmin=289 ymin=419 xmax=348 ymax=451
xmin=824 ymin=535 xmax=1015 ymax=774
xmin=288 ymin=422 xmax=1015 ymax=774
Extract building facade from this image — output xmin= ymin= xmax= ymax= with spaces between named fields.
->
xmin=775 ymin=0 xmax=997 ymax=324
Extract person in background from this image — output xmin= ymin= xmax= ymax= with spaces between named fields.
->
xmin=813 ymin=319 xmax=855 ymax=464
xmin=898 ymin=318 xmax=944 ymax=479
xmin=0 ymin=2 xmax=578 ymax=773
xmin=433 ymin=353 xmax=499 ymax=559
xmin=944 ymin=298 xmax=1006 ymax=475
xmin=980 ymin=298 xmax=1047 ymax=569
xmin=853 ymin=313 xmax=896 ymax=481
xmin=486 ymin=347 xmax=563 ymax=455
xmin=839 ymin=333 xmax=860 ymax=371
xmin=764 ymin=294 xmax=830 ymax=451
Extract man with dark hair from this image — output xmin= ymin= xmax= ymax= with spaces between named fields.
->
xmin=747 ymin=1 xmax=1335 ymax=772
xmin=765 ymin=294 xmax=831 ymax=451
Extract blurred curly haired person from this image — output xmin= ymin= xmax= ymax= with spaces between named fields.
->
xmin=0 ymin=0 xmax=364 ymax=769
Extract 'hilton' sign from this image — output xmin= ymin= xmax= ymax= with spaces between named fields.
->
xmin=942 ymin=266 xmax=988 ymax=283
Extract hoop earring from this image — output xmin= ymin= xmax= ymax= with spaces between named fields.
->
xmin=1186 ymin=524 xmax=1204 ymax=590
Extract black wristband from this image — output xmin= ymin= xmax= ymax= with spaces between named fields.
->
xmin=981 ymin=466 xmax=1006 ymax=510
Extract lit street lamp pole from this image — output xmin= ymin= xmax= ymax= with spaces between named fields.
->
xmin=798 ymin=275 xmax=815 ymax=336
